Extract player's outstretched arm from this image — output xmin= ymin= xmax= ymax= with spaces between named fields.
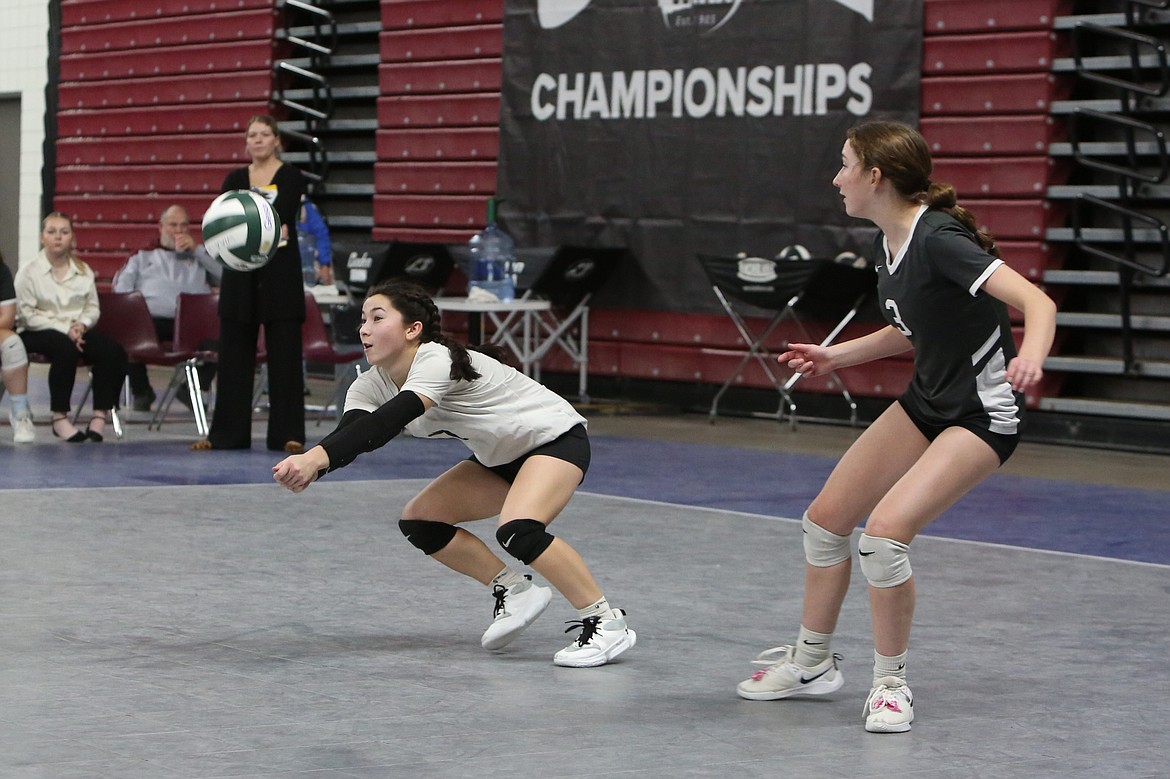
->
xmin=276 ymin=391 xmax=429 ymax=491
xmin=777 ymin=342 xmax=835 ymax=378
xmin=273 ymin=446 xmax=331 ymax=493
xmin=779 ymin=326 xmax=911 ymax=377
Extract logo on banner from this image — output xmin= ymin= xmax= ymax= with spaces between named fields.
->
xmin=537 ymin=0 xmax=875 ymax=31
xmin=405 ymin=252 xmax=439 ymax=277
xmin=658 ymin=0 xmax=743 ymax=34
xmin=565 ymin=259 xmax=596 ymax=281
xmin=506 ymin=0 xmax=914 ymax=312
xmin=831 ymin=0 xmax=872 ymax=21
xmin=538 ymin=0 xmax=592 ymax=29
xmin=736 ymin=256 xmax=778 ymax=283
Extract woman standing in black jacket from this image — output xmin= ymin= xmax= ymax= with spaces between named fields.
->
xmin=194 ymin=115 xmax=307 ymax=452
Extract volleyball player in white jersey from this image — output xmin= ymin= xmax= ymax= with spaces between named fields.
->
xmin=735 ymin=121 xmax=1056 ymax=732
xmin=272 ymin=280 xmax=634 ymax=667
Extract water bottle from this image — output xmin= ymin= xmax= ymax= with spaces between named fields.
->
xmin=467 ymin=198 xmax=516 ymax=302
xmin=298 ymin=231 xmax=319 ymax=288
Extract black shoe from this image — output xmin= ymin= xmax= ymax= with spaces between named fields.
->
xmin=52 ymin=419 xmax=87 ymax=443
xmin=132 ymin=391 xmax=155 ymax=412
xmin=85 ymin=416 xmax=108 ymax=443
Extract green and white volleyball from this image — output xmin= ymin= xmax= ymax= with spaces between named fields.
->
xmin=201 ymin=190 xmax=280 ymax=271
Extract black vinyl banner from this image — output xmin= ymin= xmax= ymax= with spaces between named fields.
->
xmin=497 ymin=0 xmax=923 ymax=312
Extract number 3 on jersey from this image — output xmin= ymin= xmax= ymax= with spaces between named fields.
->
xmin=885 ymin=298 xmax=913 ymax=336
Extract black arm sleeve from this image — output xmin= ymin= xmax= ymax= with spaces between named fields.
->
xmin=317 ymin=391 xmax=427 ymax=475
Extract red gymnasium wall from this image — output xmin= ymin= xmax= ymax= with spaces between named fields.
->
xmin=53 ymin=0 xmax=1068 ymax=408
xmin=55 ymin=0 xmax=278 ymax=277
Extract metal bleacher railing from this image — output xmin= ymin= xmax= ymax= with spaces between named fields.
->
xmin=277 ymin=0 xmax=385 ymax=243
xmin=1062 ymin=2 xmax=1170 ymax=375
xmin=274 ymin=0 xmax=337 ymax=192
xmin=1042 ymin=0 xmax=1170 ymax=423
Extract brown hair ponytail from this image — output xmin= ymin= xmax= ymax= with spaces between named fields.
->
xmin=847 ymin=121 xmax=999 ymax=257
xmin=921 ymin=182 xmax=999 ymax=258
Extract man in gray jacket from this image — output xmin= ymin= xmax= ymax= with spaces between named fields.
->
xmin=113 ymin=205 xmax=222 ymax=411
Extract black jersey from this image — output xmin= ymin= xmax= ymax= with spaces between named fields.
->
xmin=872 ymin=207 xmax=1020 ymax=435
xmin=218 ymin=164 xmax=307 ymax=323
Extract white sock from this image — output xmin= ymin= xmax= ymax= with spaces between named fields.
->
xmin=577 ymin=596 xmax=611 ymax=619
xmin=10 ymin=394 xmax=29 ymax=415
xmin=489 ymin=567 xmax=526 ymax=589
xmin=793 ymin=626 xmax=833 ymax=667
xmin=874 ymin=649 xmax=908 ymax=685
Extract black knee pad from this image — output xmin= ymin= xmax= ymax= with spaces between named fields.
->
xmin=496 ymin=519 xmax=555 ymax=565
xmin=399 ymin=519 xmax=457 ymax=555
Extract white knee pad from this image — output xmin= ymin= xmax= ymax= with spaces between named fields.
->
xmin=803 ymin=511 xmax=851 ymax=568
xmin=0 ymin=333 xmax=28 ymax=371
xmin=858 ymin=533 xmax=912 ymax=588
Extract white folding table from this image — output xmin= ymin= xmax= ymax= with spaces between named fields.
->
xmin=435 ymin=297 xmax=554 ymax=379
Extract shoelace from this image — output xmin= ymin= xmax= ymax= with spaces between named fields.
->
xmin=871 ymin=692 xmax=906 ymax=712
xmin=752 ymin=645 xmax=845 ymax=663
xmin=870 ymin=684 xmax=910 ymax=712
xmin=748 ymin=658 xmax=801 ymax=682
xmin=490 ymin=584 xmax=507 ymax=618
xmin=751 ymin=645 xmax=796 ymax=667
xmin=750 ymin=649 xmax=843 ymax=677
xmin=563 ymin=616 xmax=601 ymax=647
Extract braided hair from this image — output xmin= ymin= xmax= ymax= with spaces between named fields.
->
xmin=846 ymin=121 xmax=999 ymax=258
xmin=366 ymin=280 xmax=505 ymax=381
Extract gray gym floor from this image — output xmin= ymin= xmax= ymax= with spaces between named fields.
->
xmin=3 ymin=373 xmax=1169 ymax=777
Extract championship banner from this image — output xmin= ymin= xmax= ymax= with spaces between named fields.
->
xmin=497 ymin=0 xmax=923 ymax=312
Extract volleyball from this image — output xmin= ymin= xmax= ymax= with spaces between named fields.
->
xmin=201 ymin=190 xmax=280 ymax=272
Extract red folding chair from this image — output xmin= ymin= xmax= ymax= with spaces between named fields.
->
xmin=302 ymin=291 xmax=366 ymax=425
xmin=82 ymin=290 xmax=194 ymax=435
xmin=163 ymin=292 xmax=221 ymax=435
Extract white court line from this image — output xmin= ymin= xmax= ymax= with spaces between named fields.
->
xmin=5 ymin=480 xmax=1167 ymax=570
xmin=575 ymin=489 xmax=1170 ymax=571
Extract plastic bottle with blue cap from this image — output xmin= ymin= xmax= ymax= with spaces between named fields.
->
xmin=467 ymin=197 xmax=516 ymax=302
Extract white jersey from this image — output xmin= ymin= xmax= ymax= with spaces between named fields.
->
xmin=344 ymin=341 xmax=587 ymax=467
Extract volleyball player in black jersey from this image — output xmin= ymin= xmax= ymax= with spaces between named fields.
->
xmin=736 ymin=121 xmax=1057 ymax=733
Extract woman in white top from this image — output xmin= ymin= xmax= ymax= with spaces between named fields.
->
xmin=273 ymin=280 xmax=635 ymax=667
xmin=15 ymin=213 xmax=128 ymax=442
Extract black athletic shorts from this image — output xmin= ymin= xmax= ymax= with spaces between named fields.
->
xmin=470 ymin=423 xmax=591 ymax=484
xmin=897 ymin=400 xmax=1020 ymax=465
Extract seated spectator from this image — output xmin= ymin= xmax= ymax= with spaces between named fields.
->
xmin=1 ymin=252 xmax=35 ymax=443
xmin=15 ymin=213 xmax=128 ymax=443
xmin=298 ymin=196 xmax=332 ymax=286
xmin=113 ymin=205 xmax=222 ymax=411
